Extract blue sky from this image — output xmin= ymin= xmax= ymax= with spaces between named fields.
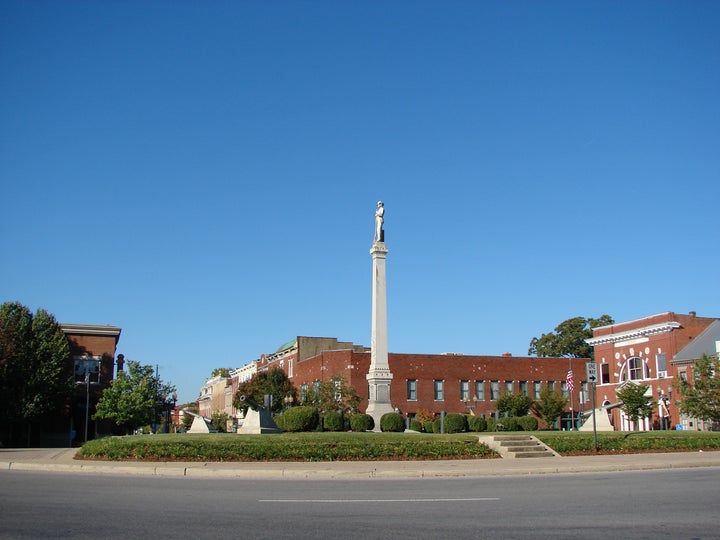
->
xmin=2 ymin=1 xmax=718 ymax=404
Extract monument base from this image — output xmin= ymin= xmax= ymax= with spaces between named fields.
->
xmin=366 ymin=374 xmax=394 ymax=432
xmin=237 ymin=408 xmax=281 ymax=434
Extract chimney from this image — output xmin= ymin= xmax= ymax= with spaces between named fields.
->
xmin=502 ymin=352 xmax=513 ymax=357
xmin=116 ymin=354 xmax=125 ymax=375
xmin=689 ymin=311 xmax=696 ymax=318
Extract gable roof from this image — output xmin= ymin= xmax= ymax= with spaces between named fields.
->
xmin=672 ymin=320 xmax=720 ymax=365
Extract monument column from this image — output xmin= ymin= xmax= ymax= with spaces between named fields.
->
xmin=365 ymin=201 xmax=394 ymax=430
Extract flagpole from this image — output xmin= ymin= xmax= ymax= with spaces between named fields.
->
xmin=568 ymin=360 xmax=574 ymax=431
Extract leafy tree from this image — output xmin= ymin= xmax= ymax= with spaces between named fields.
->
xmin=528 ymin=315 xmax=614 ymax=359
xmin=211 ymin=367 xmax=232 ymax=378
xmin=233 ymin=367 xmax=297 ymax=415
xmin=0 ymin=301 xmax=74 ymax=445
xmin=616 ymin=382 xmax=654 ymax=430
xmin=211 ymin=411 xmax=229 ymax=432
xmin=94 ymin=360 xmax=176 ymax=434
xmin=307 ymin=375 xmax=362 ymax=414
xmin=496 ymin=392 xmax=534 ymax=417
xmin=531 ymin=388 xmax=568 ymax=429
xmin=675 ymin=354 xmax=720 ymax=424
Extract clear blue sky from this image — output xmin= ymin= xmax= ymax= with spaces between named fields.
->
xmin=2 ymin=1 xmax=718 ymax=404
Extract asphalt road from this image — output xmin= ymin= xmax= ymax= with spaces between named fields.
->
xmin=2 ymin=468 xmax=719 ymax=539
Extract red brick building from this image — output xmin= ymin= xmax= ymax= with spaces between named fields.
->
xmin=61 ymin=323 xmax=122 ymax=444
xmin=289 ymin=346 xmax=586 ymax=427
xmin=586 ymin=311 xmax=718 ymax=431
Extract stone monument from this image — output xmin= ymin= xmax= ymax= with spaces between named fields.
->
xmin=365 ymin=201 xmax=394 ymax=430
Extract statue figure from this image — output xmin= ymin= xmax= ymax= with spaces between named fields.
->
xmin=374 ymin=201 xmax=385 ymax=242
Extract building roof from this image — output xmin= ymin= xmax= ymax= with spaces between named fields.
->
xmin=585 ymin=321 xmax=681 ymax=346
xmin=672 ymin=320 xmax=720 ymax=365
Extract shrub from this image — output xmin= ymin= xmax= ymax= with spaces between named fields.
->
xmin=502 ymin=417 xmax=519 ymax=431
xmin=444 ymin=413 xmax=468 ymax=434
xmin=409 ymin=419 xmax=423 ymax=432
xmin=273 ymin=414 xmax=287 ymax=431
xmin=467 ymin=415 xmax=487 ymax=432
xmin=380 ymin=412 xmax=405 ymax=432
xmin=486 ymin=418 xmax=496 ymax=432
xmin=431 ymin=418 xmax=442 ymax=433
xmin=280 ymin=406 xmax=319 ymax=432
xmin=518 ymin=416 xmax=538 ymax=431
xmin=322 ymin=410 xmax=344 ymax=432
xmin=349 ymin=413 xmax=374 ymax=432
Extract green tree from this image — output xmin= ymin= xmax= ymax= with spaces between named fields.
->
xmin=496 ymin=392 xmax=534 ymax=417
xmin=211 ymin=367 xmax=232 ymax=378
xmin=233 ymin=367 xmax=297 ymax=415
xmin=211 ymin=410 xmax=229 ymax=432
xmin=309 ymin=375 xmax=362 ymax=414
xmin=0 ymin=302 xmax=74 ymax=445
xmin=675 ymin=354 xmax=720 ymax=424
xmin=531 ymin=388 xmax=568 ymax=429
xmin=616 ymin=382 xmax=654 ymax=430
xmin=94 ymin=360 xmax=176 ymax=434
xmin=528 ymin=315 xmax=614 ymax=359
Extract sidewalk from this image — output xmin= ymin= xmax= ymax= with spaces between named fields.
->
xmin=2 ymin=447 xmax=720 ymax=479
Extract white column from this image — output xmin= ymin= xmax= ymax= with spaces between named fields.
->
xmin=366 ymin=240 xmax=394 ymax=430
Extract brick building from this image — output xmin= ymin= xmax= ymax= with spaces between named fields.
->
xmin=61 ymin=323 xmax=122 ymax=445
xmin=586 ymin=311 xmax=719 ymax=431
xmin=289 ymin=348 xmax=585 ymax=426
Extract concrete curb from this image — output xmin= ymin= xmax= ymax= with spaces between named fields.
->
xmin=2 ymin=448 xmax=720 ymax=479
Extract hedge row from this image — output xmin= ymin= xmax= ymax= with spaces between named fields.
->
xmin=416 ymin=414 xmax=539 ymax=433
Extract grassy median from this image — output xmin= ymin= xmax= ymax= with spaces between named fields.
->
xmin=535 ymin=430 xmax=720 ymax=455
xmin=77 ymin=432 xmax=498 ymax=461
xmin=77 ymin=431 xmax=720 ymax=461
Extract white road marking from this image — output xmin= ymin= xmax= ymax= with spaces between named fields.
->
xmin=259 ymin=498 xmax=500 ymax=503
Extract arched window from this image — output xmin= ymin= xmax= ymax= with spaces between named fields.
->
xmin=620 ymin=356 xmax=648 ymax=382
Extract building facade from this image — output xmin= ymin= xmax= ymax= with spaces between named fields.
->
xmin=586 ymin=311 xmax=719 ymax=431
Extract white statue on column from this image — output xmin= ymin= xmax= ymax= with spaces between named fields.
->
xmin=374 ymin=201 xmax=385 ymax=242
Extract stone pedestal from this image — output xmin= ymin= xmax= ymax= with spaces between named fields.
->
xmin=237 ymin=408 xmax=281 ymax=434
xmin=366 ymin=241 xmax=394 ymax=430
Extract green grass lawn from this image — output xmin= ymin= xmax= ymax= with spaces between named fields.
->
xmin=77 ymin=432 xmax=498 ymax=461
xmin=77 ymin=430 xmax=720 ymax=462
xmin=535 ymin=430 xmax=720 ymax=454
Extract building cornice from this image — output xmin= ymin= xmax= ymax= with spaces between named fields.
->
xmin=60 ymin=323 xmax=122 ymax=338
xmin=585 ymin=321 xmax=681 ymax=347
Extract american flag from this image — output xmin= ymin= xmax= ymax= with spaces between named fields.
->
xmin=566 ymin=368 xmax=574 ymax=393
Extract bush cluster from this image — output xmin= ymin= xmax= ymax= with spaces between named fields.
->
xmin=277 ymin=406 xmax=319 ymax=432
xmin=322 ymin=410 xmax=344 ymax=432
xmin=349 ymin=413 xmax=374 ymax=432
xmin=411 ymin=414 xmax=539 ymax=433
xmin=380 ymin=412 xmax=405 ymax=432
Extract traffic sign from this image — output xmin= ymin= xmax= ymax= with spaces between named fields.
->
xmin=586 ymin=362 xmax=598 ymax=384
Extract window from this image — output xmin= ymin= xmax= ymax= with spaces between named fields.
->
xmin=300 ymin=383 xmax=308 ymax=404
xmin=460 ymin=380 xmax=470 ymax=401
xmin=621 ymin=357 xmax=648 ymax=382
xmin=475 ymin=380 xmax=485 ymax=401
xmin=505 ymin=381 xmax=514 ymax=394
xmin=656 ymin=354 xmax=667 ymax=378
xmin=548 ymin=381 xmax=555 ymax=392
xmin=561 ymin=381 xmax=568 ymax=397
xmin=407 ymin=379 xmax=417 ymax=401
xmin=490 ymin=381 xmax=500 ymax=400
xmin=434 ymin=380 xmax=444 ymax=400
xmin=581 ymin=382 xmax=589 ymax=402
xmin=533 ymin=381 xmax=542 ymax=398
xmin=601 ymin=363 xmax=610 ymax=384
xmin=73 ymin=355 xmax=100 ymax=383
xmin=519 ymin=381 xmax=528 ymax=396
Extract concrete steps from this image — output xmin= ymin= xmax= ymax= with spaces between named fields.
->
xmin=478 ymin=435 xmax=559 ymax=459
